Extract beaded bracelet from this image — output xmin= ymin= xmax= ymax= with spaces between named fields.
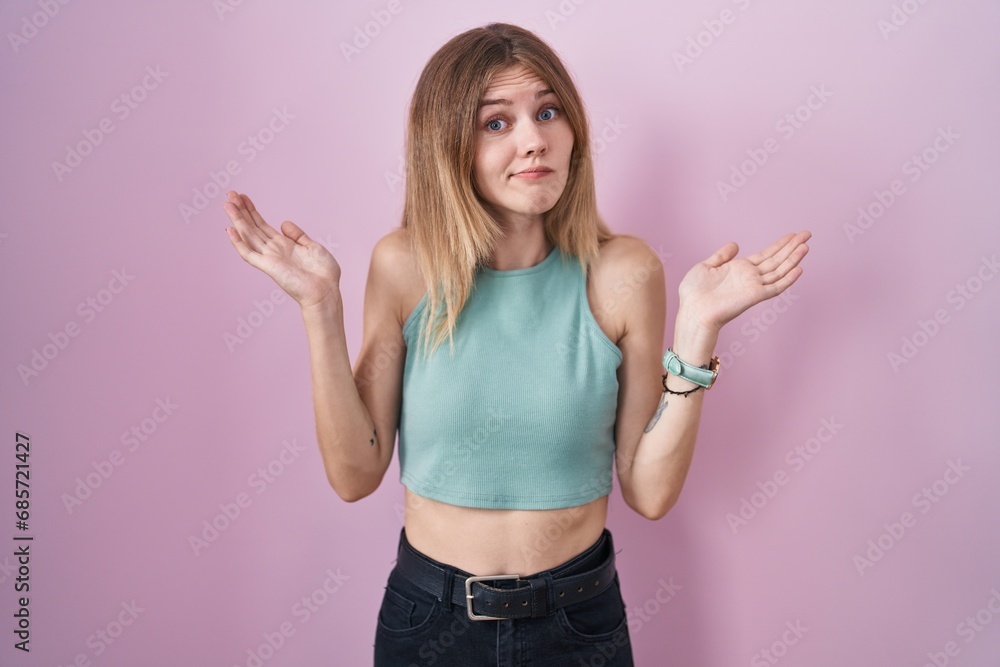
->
xmin=661 ymin=373 xmax=703 ymax=397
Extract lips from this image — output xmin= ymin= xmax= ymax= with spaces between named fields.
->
xmin=513 ymin=167 xmax=553 ymax=176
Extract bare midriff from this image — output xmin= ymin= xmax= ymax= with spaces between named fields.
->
xmin=401 ymin=488 xmax=609 ymax=576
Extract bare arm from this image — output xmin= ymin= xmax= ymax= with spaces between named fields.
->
xmin=615 ymin=232 xmax=810 ymax=519
xmin=224 ymin=191 xmax=406 ymax=502
xmin=300 ymin=234 xmax=407 ymax=501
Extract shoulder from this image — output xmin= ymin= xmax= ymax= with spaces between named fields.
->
xmin=370 ymin=227 xmax=425 ymax=329
xmin=372 ymin=226 xmax=414 ymax=265
xmin=594 ymin=234 xmax=663 ymax=274
xmin=591 ymin=234 xmax=665 ymax=303
xmin=590 ymin=234 xmax=665 ymax=342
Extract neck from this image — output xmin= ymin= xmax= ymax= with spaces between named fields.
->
xmin=486 ymin=227 xmax=552 ymax=271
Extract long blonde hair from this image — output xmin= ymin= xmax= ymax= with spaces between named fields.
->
xmin=402 ymin=22 xmax=615 ymax=362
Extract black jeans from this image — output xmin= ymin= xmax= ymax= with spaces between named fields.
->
xmin=373 ymin=526 xmax=634 ymax=666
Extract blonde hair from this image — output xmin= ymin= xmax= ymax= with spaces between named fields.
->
xmin=402 ymin=22 xmax=615 ymax=362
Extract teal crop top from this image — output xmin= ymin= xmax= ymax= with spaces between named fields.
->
xmin=398 ymin=245 xmax=623 ymax=510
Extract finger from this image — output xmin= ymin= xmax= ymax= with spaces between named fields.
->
xmin=746 ymin=230 xmax=810 ymax=267
xmin=761 ymin=243 xmax=809 ymax=286
xmin=754 ymin=230 xmax=812 ymax=274
xmin=760 ymin=243 xmax=808 ymax=285
xmin=281 ymin=221 xmax=330 ymax=276
xmin=279 ymin=219 xmax=317 ymax=248
xmin=224 ymin=191 xmax=272 ymax=248
xmin=225 ymin=225 xmax=265 ymax=271
xmin=745 ymin=233 xmax=795 ymax=266
xmin=756 ymin=236 xmax=803 ymax=275
xmin=764 ymin=265 xmax=804 ymax=297
xmin=239 ymin=193 xmax=278 ymax=240
xmin=703 ymin=241 xmax=739 ymax=268
xmin=223 ymin=195 xmax=267 ymax=254
xmin=223 ymin=198 xmax=267 ymax=253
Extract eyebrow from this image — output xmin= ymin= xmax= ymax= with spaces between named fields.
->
xmin=478 ymin=88 xmax=556 ymax=111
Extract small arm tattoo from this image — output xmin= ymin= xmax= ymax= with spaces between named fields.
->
xmin=644 ymin=394 xmax=669 ymax=433
xmin=370 ymin=428 xmax=376 ymax=446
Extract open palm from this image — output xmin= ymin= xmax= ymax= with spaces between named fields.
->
xmin=678 ymin=231 xmax=811 ymax=333
xmin=223 ymin=191 xmax=341 ymax=310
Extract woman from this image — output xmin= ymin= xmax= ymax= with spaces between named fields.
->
xmin=223 ymin=22 xmax=810 ymax=666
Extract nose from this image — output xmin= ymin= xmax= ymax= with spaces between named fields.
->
xmin=517 ymin=120 xmax=547 ymax=156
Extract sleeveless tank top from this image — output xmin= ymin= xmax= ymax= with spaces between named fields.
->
xmin=397 ymin=245 xmax=622 ymax=510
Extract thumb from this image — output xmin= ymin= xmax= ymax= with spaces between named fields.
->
xmin=280 ymin=220 xmax=313 ymax=247
xmin=704 ymin=241 xmax=738 ymax=268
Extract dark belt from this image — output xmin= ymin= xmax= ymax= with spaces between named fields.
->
xmin=394 ymin=529 xmax=617 ymax=621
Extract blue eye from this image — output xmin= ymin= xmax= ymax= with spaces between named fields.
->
xmin=539 ymin=107 xmax=558 ymax=121
xmin=487 ymin=118 xmax=506 ymax=131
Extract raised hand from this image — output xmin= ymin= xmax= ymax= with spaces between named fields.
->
xmin=223 ymin=191 xmax=341 ymax=311
xmin=676 ymin=230 xmax=811 ymax=333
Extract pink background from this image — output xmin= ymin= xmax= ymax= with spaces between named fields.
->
xmin=2 ymin=1 xmax=999 ymax=665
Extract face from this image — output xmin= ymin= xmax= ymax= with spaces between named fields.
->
xmin=472 ymin=64 xmax=574 ymax=228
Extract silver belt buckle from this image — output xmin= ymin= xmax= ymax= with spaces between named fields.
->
xmin=464 ymin=574 xmax=522 ymax=621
